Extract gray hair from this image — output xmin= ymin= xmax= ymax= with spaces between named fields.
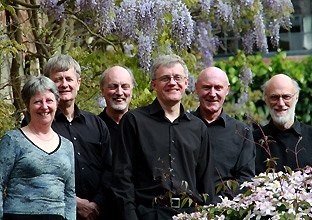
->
xmin=261 ymin=77 xmax=301 ymax=95
xmin=150 ymin=54 xmax=189 ymax=80
xmin=22 ymin=76 xmax=60 ymax=106
xmin=43 ymin=54 xmax=81 ymax=79
xmin=99 ymin=66 xmax=137 ymax=90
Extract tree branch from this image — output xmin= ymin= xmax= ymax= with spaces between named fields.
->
xmin=70 ymin=14 xmax=118 ymax=51
xmin=11 ymin=0 xmax=39 ymax=9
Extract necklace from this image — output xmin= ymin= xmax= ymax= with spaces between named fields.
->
xmin=28 ymin=125 xmax=54 ymax=142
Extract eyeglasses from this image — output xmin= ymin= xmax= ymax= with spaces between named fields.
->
xmin=267 ymin=94 xmax=296 ymax=103
xmin=154 ymin=75 xmax=187 ymax=83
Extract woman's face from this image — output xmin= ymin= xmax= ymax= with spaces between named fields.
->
xmin=27 ymin=90 xmax=58 ymax=126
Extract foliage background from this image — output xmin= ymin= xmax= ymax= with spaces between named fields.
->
xmin=0 ymin=0 xmax=303 ymax=138
xmin=75 ymin=50 xmax=312 ymax=127
xmin=1 ymin=50 xmax=312 ymax=139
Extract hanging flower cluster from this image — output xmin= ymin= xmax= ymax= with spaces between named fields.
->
xmin=36 ymin=0 xmax=294 ymax=73
xmin=173 ymin=166 xmax=312 ymax=220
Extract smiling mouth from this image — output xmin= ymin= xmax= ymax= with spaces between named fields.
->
xmin=39 ymin=112 xmax=50 ymax=116
xmin=113 ymin=98 xmax=125 ymax=102
xmin=275 ymin=108 xmax=288 ymax=114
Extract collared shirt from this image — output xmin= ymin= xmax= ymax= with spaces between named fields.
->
xmin=52 ymin=105 xmax=112 ymax=208
xmin=253 ymin=118 xmax=312 ymax=174
xmin=112 ymin=99 xmax=215 ymax=220
xmin=98 ymin=108 xmax=119 ymax=150
xmin=193 ymin=108 xmax=255 ymax=198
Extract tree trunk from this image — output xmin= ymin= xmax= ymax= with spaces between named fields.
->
xmin=6 ymin=5 xmax=25 ymax=121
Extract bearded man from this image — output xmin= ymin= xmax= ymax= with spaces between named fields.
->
xmin=98 ymin=66 xmax=136 ymax=149
xmin=253 ymin=74 xmax=312 ymax=174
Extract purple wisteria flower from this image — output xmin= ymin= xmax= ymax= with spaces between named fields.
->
xmin=116 ymin=0 xmax=194 ymax=72
xmin=94 ymin=95 xmax=106 ymax=108
xmin=194 ymin=21 xmax=219 ymax=68
xmin=39 ymin=0 xmax=65 ymax=20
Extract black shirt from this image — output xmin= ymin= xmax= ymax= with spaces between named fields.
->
xmin=112 ymin=99 xmax=216 ymax=220
xmin=98 ymin=108 xmax=119 ymax=150
xmin=193 ymin=108 xmax=255 ymax=198
xmin=52 ymin=105 xmax=112 ymax=207
xmin=253 ymin=118 xmax=312 ymax=174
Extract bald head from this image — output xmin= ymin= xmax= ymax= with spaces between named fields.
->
xmin=197 ymin=67 xmax=230 ymax=86
xmin=100 ymin=66 xmax=136 ymax=90
xmin=262 ymin=74 xmax=300 ymax=96
xmin=195 ymin=67 xmax=230 ymax=122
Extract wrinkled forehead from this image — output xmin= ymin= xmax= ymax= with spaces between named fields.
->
xmin=107 ymin=69 xmax=132 ymax=84
xmin=266 ymin=80 xmax=295 ymax=95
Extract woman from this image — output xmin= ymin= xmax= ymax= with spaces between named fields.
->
xmin=0 ymin=76 xmax=75 ymax=220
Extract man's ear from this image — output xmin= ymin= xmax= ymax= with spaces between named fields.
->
xmin=226 ymin=84 xmax=230 ymax=96
xmin=151 ymin=80 xmax=156 ymax=92
xmin=77 ymin=78 xmax=82 ymax=91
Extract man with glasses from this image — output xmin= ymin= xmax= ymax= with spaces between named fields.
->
xmin=111 ymin=54 xmax=216 ymax=220
xmin=253 ymin=74 xmax=312 ymax=174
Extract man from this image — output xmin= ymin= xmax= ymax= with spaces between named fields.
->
xmin=98 ymin=66 xmax=136 ymax=148
xmin=43 ymin=55 xmax=112 ymax=220
xmin=253 ymin=74 xmax=312 ymax=174
xmin=112 ymin=55 xmax=215 ymax=220
xmin=193 ymin=67 xmax=255 ymax=199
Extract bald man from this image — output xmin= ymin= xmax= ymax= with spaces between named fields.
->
xmin=253 ymin=74 xmax=312 ymax=174
xmin=193 ymin=67 xmax=255 ymax=199
xmin=98 ymin=66 xmax=136 ymax=149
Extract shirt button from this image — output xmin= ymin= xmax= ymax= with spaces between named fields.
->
xmin=81 ymin=167 xmax=84 ymax=171
xmin=77 ymin=152 xmax=81 ymax=155
xmin=171 ymin=140 xmax=174 ymax=143
xmin=69 ymin=123 xmax=72 ymax=126
xmin=73 ymin=137 xmax=77 ymax=141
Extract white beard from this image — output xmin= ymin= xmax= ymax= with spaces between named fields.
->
xmin=111 ymin=100 xmax=128 ymax=111
xmin=269 ymin=103 xmax=296 ymax=128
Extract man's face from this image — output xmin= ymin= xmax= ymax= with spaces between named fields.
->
xmin=102 ymin=67 xmax=133 ymax=112
xmin=49 ymin=67 xmax=81 ymax=103
xmin=195 ymin=68 xmax=229 ymax=116
xmin=265 ymin=76 xmax=298 ymax=128
xmin=151 ymin=63 xmax=188 ymax=106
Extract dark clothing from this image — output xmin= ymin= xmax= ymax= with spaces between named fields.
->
xmin=112 ymin=98 xmax=216 ymax=220
xmin=193 ymin=108 xmax=255 ymax=198
xmin=21 ymin=105 xmax=112 ymax=219
xmin=253 ymin=118 xmax=312 ymax=174
xmin=52 ymin=106 xmax=112 ymax=209
xmin=98 ymin=108 xmax=119 ymax=150
xmin=136 ymin=205 xmax=196 ymax=220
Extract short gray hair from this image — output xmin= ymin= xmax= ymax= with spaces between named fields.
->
xmin=99 ymin=66 xmax=137 ymax=90
xmin=150 ymin=54 xmax=189 ymax=80
xmin=22 ymin=76 xmax=60 ymax=106
xmin=261 ymin=77 xmax=301 ymax=95
xmin=43 ymin=54 xmax=81 ymax=79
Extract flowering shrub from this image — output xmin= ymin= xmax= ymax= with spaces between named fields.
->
xmin=173 ymin=166 xmax=312 ymax=220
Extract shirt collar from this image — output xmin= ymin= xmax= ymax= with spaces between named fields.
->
xmin=150 ymin=98 xmax=190 ymax=121
xmin=194 ymin=107 xmax=226 ymax=127
xmin=54 ymin=104 xmax=86 ymax=123
xmin=268 ymin=117 xmax=301 ymax=135
xmin=99 ymin=107 xmax=118 ymax=125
